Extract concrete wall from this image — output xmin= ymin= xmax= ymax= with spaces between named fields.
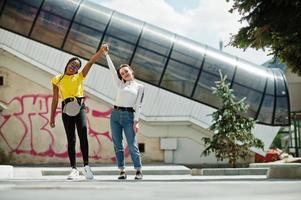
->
xmin=0 ymin=47 xmax=259 ymax=166
xmin=0 ymin=53 xmax=164 ymax=165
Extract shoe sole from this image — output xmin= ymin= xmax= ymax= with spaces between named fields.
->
xmin=67 ymin=176 xmax=79 ymax=180
xmin=118 ymin=174 xmax=127 ymax=180
xmin=83 ymin=171 xmax=94 ymax=180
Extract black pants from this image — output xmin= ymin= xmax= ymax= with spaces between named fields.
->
xmin=62 ymin=104 xmax=89 ymax=168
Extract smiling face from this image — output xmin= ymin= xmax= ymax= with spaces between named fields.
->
xmin=118 ymin=65 xmax=134 ymax=82
xmin=66 ymin=59 xmax=81 ymax=75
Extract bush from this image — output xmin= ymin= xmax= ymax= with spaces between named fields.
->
xmin=0 ymin=147 xmax=14 ymax=164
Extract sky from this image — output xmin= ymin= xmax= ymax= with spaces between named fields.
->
xmin=90 ymin=0 xmax=272 ymax=65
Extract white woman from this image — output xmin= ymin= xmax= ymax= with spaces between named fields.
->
xmin=101 ymin=43 xmax=144 ymax=180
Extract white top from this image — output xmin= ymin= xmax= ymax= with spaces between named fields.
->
xmin=106 ymin=54 xmax=144 ymax=122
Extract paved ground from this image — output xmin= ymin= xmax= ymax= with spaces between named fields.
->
xmin=1 ymin=179 xmax=300 ymax=200
xmin=0 ymin=165 xmax=300 ymax=200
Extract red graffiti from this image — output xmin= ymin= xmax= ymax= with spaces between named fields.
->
xmin=0 ymin=94 xmax=129 ymax=162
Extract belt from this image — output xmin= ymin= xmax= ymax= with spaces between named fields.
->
xmin=62 ymin=97 xmax=83 ymax=106
xmin=114 ymin=106 xmax=134 ymax=112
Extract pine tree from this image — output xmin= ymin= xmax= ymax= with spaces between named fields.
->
xmin=202 ymin=71 xmax=264 ymax=167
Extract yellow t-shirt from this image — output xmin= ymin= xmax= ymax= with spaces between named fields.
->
xmin=51 ymin=72 xmax=85 ymax=100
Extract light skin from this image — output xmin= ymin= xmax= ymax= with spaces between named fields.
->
xmin=50 ymin=48 xmax=105 ymax=128
xmin=101 ymin=44 xmax=140 ymax=133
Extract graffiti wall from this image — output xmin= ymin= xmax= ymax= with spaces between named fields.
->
xmin=0 ymin=67 xmax=163 ymax=164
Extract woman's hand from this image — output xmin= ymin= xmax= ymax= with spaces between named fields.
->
xmin=133 ymin=121 xmax=140 ymax=133
xmin=101 ymin=43 xmax=109 ymax=55
xmin=50 ymin=118 xmax=55 ymax=128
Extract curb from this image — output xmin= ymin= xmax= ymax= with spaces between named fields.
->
xmin=0 ymin=165 xmax=13 ymax=179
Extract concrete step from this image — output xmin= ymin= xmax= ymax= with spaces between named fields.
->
xmin=0 ymin=165 xmax=13 ymax=178
xmin=191 ymin=168 xmax=268 ymax=176
xmin=250 ymin=163 xmax=301 ymax=179
xmin=42 ymin=165 xmax=191 ymax=176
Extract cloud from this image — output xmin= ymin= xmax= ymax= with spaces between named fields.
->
xmin=91 ymin=0 xmax=272 ymax=64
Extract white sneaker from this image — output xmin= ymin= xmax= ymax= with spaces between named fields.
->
xmin=83 ymin=165 xmax=94 ymax=180
xmin=67 ymin=168 xmax=79 ymax=180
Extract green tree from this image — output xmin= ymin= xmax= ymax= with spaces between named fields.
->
xmin=202 ymin=71 xmax=264 ymax=167
xmin=226 ymin=0 xmax=301 ymax=75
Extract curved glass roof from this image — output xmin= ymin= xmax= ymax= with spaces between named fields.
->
xmin=0 ymin=0 xmax=290 ymax=126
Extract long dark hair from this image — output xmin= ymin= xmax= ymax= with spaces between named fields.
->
xmin=64 ymin=57 xmax=82 ymax=73
xmin=58 ymin=57 xmax=82 ymax=83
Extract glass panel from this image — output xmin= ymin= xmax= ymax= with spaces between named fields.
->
xmin=74 ymin=1 xmax=112 ymax=30
xmin=266 ymin=69 xmax=275 ymax=95
xmin=232 ymin=83 xmax=263 ymax=118
xmin=63 ymin=2 xmax=112 ymax=59
xmin=99 ymin=37 xmax=136 ymax=68
xmin=105 ymin=12 xmax=143 ymax=43
xmin=161 ymin=59 xmax=199 ymax=96
xmin=64 ymin=23 xmax=103 ymax=59
xmin=138 ymin=24 xmax=173 ymax=55
xmin=257 ymin=95 xmax=274 ymax=124
xmin=234 ymin=59 xmax=266 ymax=91
xmin=0 ymin=0 xmax=42 ymax=35
xmin=99 ymin=12 xmax=143 ymax=66
xmin=30 ymin=0 xmax=80 ymax=48
xmin=31 ymin=0 xmax=79 ymax=48
xmin=0 ymin=0 xmax=5 ymax=11
xmin=274 ymin=97 xmax=289 ymax=125
xmin=171 ymin=36 xmax=205 ymax=67
xmin=274 ymin=69 xmax=287 ymax=96
xmin=273 ymin=69 xmax=289 ymax=125
xmin=31 ymin=11 xmax=70 ymax=47
xmin=203 ymin=46 xmax=236 ymax=82
xmin=131 ymin=47 xmax=167 ymax=84
xmin=193 ymin=71 xmax=222 ymax=107
xmin=42 ymin=0 xmax=79 ymax=19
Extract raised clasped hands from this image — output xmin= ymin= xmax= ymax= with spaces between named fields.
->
xmin=101 ymin=43 xmax=109 ymax=55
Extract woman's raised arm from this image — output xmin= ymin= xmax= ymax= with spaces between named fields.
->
xmin=81 ymin=48 xmax=105 ymax=78
xmin=101 ymin=44 xmax=122 ymax=86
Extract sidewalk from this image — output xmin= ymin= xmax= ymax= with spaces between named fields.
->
xmin=0 ymin=164 xmax=267 ymax=182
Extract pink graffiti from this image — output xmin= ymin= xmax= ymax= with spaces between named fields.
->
xmin=0 ymin=94 xmax=129 ymax=162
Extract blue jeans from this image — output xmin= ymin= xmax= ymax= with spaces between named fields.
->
xmin=110 ymin=109 xmax=142 ymax=170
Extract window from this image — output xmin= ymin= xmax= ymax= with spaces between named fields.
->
xmin=231 ymin=83 xmax=263 ymax=118
xmin=257 ymin=71 xmax=275 ymax=124
xmin=0 ymin=0 xmax=5 ymax=12
xmin=63 ymin=2 xmax=112 ymax=59
xmin=131 ymin=24 xmax=173 ymax=85
xmin=0 ymin=0 xmax=42 ymax=36
xmin=193 ymin=47 xmax=235 ymax=107
xmin=234 ymin=59 xmax=266 ymax=92
xmin=131 ymin=47 xmax=168 ymax=84
xmin=230 ymin=60 xmax=266 ymax=118
xmin=98 ymin=12 xmax=143 ymax=67
xmin=193 ymin=71 xmax=222 ymax=107
xmin=257 ymin=95 xmax=274 ymax=124
xmin=30 ymin=0 xmax=80 ymax=48
xmin=273 ymin=69 xmax=289 ymax=125
xmin=138 ymin=143 xmax=145 ymax=153
xmin=138 ymin=24 xmax=173 ymax=56
xmin=161 ymin=36 xmax=204 ymax=96
xmin=0 ymin=76 xmax=3 ymax=86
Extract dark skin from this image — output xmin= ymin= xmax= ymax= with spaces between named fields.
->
xmin=50 ymin=48 xmax=105 ymax=128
